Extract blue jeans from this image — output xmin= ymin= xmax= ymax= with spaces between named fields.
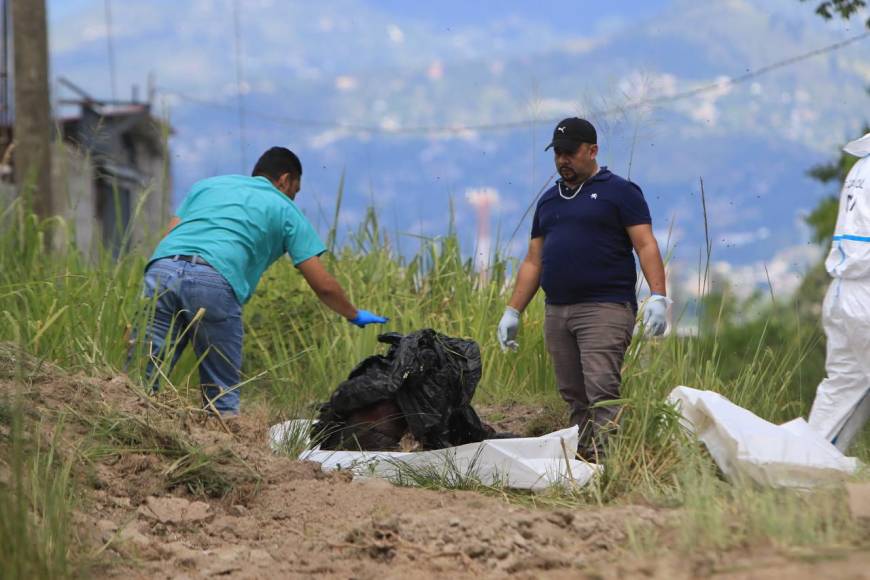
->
xmin=139 ymin=257 xmax=243 ymax=415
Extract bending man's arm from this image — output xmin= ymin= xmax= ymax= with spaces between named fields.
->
xmin=627 ymin=224 xmax=666 ymax=296
xmin=296 ymin=255 xmax=359 ymax=320
xmin=507 ymin=237 xmax=544 ymax=312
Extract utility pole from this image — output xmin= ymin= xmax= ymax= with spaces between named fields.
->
xmin=1 ymin=0 xmax=12 ymax=156
xmin=11 ymin=0 xmax=52 ymax=218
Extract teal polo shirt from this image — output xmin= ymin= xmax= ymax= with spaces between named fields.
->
xmin=149 ymin=175 xmax=326 ymax=304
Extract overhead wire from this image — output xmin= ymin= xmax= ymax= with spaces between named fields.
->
xmin=104 ymin=0 xmax=117 ymax=101
xmin=155 ymin=29 xmax=869 ymax=254
xmin=497 ymin=30 xmax=869 ymax=252
xmin=156 ymin=30 xmax=870 ymax=137
xmin=232 ymin=0 xmax=247 ymax=172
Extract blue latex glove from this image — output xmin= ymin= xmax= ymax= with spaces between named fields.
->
xmin=497 ymin=307 xmax=520 ymax=352
xmin=642 ymin=294 xmax=671 ymax=336
xmin=348 ymin=310 xmax=389 ymax=327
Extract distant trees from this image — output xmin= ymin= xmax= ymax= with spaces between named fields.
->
xmin=799 ymin=0 xmax=868 ymax=242
xmin=799 ymin=0 xmax=868 ymax=246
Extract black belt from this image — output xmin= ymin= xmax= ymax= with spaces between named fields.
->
xmin=172 ymin=254 xmax=211 ymax=267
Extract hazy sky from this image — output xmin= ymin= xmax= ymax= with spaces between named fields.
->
xmin=44 ymin=0 xmax=870 ymax=298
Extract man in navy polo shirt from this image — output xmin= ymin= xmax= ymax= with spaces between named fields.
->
xmin=497 ymin=118 xmax=668 ymax=460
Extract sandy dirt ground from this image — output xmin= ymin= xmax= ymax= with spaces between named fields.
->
xmin=1 ymin=354 xmax=868 ymax=579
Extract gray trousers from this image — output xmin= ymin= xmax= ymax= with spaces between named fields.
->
xmin=544 ymin=302 xmax=635 ymax=454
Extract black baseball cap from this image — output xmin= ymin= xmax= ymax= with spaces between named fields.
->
xmin=545 ymin=117 xmax=597 ymax=151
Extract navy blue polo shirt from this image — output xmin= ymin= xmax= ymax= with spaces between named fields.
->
xmin=530 ymin=167 xmax=651 ymax=308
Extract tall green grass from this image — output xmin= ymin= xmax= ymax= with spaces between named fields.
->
xmin=0 ymin=184 xmax=851 ymax=454
xmin=1 ymin=181 xmax=866 ymax=563
xmin=0 ymin=197 xmax=147 ymax=373
xmin=668 ymin=440 xmax=857 ymax=553
xmin=0 ymin=400 xmax=78 ymax=579
xmin=245 ymin=208 xmax=556 ymax=411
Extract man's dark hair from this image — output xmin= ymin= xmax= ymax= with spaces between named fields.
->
xmin=252 ymin=147 xmax=302 ymax=181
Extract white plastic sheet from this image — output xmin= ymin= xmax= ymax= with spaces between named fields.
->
xmin=668 ymin=386 xmax=861 ymax=488
xmin=269 ymin=420 xmax=600 ymax=491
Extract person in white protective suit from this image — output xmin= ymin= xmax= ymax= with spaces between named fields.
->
xmin=808 ymin=131 xmax=870 ymax=452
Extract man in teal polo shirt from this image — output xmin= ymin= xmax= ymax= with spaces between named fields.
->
xmin=139 ymin=146 xmax=387 ymax=416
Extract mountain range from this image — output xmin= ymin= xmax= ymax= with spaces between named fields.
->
xmin=49 ymin=0 xmax=870 ymax=297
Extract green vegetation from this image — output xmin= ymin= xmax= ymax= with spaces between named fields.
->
xmin=1 ymin=400 xmax=78 ymax=579
xmin=77 ymin=408 xmax=259 ymax=497
xmin=1 ymin=182 xmax=868 ymax=577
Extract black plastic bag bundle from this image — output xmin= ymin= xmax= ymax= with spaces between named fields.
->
xmin=314 ymin=329 xmax=494 ymax=450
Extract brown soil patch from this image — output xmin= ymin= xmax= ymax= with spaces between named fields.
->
xmin=478 ymin=401 xmax=570 ymax=437
xmin=1 ymin=345 xmax=867 ymax=579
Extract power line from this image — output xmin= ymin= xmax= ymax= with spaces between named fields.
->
xmin=104 ymin=0 xmax=117 ymax=101
xmin=232 ymin=0 xmax=247 ymax=172
xmin=628 ymin=29 xmax=870 ymax=110
xmin=158 ymin=30 xmax=870 ymax=137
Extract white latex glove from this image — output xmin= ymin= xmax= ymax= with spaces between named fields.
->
xmin=642 ymin=294 xmax=671 ymax=336
xmin=497 ymin=307 xmax=520 ymax=352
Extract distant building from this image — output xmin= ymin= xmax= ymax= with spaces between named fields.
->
xmin=1 ymin=94 xmax=172 ymax=258
xmin=54 ymin=99 xmax=172 ymax=257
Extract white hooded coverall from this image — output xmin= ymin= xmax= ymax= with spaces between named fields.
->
xmin=808 ymin=132 xmax=870 ymax=452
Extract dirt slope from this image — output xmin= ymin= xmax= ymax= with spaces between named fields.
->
xmin=1 ymin=350 xmax=867 ymax=579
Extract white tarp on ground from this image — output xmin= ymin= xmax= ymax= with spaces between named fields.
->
xmin=668 ymin=386 xmax=861 ymax=488
xmin=269 ymin=420 xmax=600 ymax=491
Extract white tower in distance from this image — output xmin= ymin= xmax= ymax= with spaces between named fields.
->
xmin=466 ymin=187 xmax=500 ymax=285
